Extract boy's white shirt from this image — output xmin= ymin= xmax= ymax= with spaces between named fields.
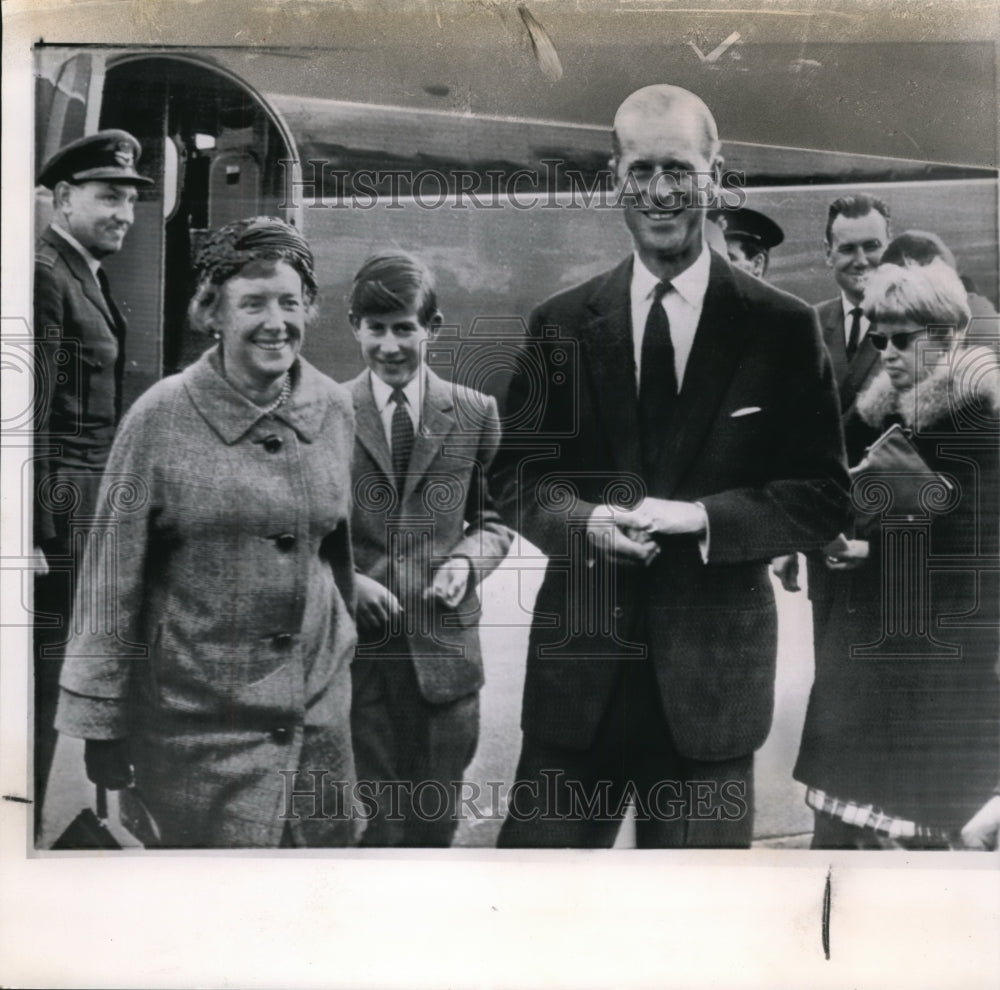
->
xmin=368 ymin=365 xmax=424 ymax=449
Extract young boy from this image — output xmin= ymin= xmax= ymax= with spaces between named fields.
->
xmin=346 ymin=252 xmax=512 ymax=846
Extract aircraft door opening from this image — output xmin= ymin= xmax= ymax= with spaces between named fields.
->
xmin=95 ymin=56 xmax=296 ymax=406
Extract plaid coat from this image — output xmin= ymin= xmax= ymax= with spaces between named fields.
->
xmin=56 ymin=348 xmax=359 ymax=847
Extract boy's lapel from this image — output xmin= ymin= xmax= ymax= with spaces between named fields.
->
xmin=351 ymin=373 xmax=394 ymax=478
xmin=403 ymin=370 xmax=454 ymax=499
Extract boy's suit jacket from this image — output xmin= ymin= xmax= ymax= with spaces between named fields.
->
xmin=348 ymin=369 xmax=512 ymax=704
xmin=494 ymin=251 xmax=850 ymax=761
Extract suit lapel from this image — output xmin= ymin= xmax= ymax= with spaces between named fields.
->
xmin=579 ymin=258 xmax=643 ymax=476
xmin=655 ymin=251 xmax=744 ymax=494
xmin=403 ymin=370 xmax=454 ymax=499
xmin=44 ymin=227 xmax=119 ymax=333
xmin=351 ymin=373 xmax=394 ymax=479
xmin=817 ymin=300 xmax=850 ymax=395
xmin=842 ymin=332 xmax=880 ymax=408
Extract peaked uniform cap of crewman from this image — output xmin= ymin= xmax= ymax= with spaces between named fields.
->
xmin=707 ymin=207 xmax=784 ymax=250
xmin=37 ymin=130 xmax=154 ymax=188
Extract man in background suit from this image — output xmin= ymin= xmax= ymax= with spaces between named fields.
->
xmin=346 ymin=253 xmax=512 ymax=846
xmin=815 ymin=194 xmax=890 ymax=445
xmin=494 ymin=85 xmax=849 ymax=848
xmin=33 ymin=131 xmax=152 ymax=837
xmin=773 ymin=196 xmax=889 ymax=616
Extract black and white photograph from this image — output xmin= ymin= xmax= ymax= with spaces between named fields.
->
xmin=2 ymin=0 xmax=998 ymax=986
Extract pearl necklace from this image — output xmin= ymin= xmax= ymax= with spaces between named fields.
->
xmin=260 ymin=373 xmax=292 ymax=416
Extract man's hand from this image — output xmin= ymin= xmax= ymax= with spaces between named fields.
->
xmin=428 ymin=556 xmax=471 ymax=609
xmin=771 ymin=554 xmax=801 ymax=592
xmin=823 ymin=536 xmax=869 ymax=571
xmin=355 ymin=572 xmax=402 ymax=633
xmin=961 ymin=794 xmax=1000 ymax=850
xmin=84 ymin=738 xmax=132 ymax=790
xmin=613 ymin=497 xmax=708 ymax=537
xmin=32 ymin=545 xmax=49 ymax=577
xmin=586 ymin=505 xmax=660 ymax=567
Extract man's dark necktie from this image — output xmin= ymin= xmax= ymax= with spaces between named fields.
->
xmin=390 ymin=388 xmax=415 ymax=484
xmin=639 ymin=281 xmax=677 ymax=475
xmin=846 ymin=306 xmax=863 ymax=360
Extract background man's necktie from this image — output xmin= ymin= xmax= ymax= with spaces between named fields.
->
xmin=391 ymin=388 xmax=415 ymax=483
xmin=639 ymin=281 xmax=677 ymax=475
xmin=846 ymin=306 xmax=863 ymax=360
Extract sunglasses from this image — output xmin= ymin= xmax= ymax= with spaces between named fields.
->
xmin=869 ymin=331 xmax=924 ymax=352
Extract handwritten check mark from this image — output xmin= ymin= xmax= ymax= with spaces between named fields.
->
xmin=687 ymin=31 xmax=741 ymax=64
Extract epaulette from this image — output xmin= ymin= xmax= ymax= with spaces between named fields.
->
xmin=35 ymin=241 xmax=59 ymax=270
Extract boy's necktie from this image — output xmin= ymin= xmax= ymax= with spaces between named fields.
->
xmin=390 ymin=388 xmax=414 ymax=483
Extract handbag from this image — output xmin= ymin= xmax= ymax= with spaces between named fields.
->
xmin=50 ymin=779 xmax=162 ymax=849
xmin=50 ymin=785 xmax=121 ymax=850
xmin=849 ymin=423 xmax=953 ymax=524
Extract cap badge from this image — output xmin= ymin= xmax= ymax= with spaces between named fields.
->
xmin=113 ymin=142 xmax=135 ymax=168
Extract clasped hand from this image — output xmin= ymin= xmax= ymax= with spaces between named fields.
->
xmin=586 ymin=499 xmax=706 ymax=566
xmin=354 ymin=559 xmax=471 ymax=634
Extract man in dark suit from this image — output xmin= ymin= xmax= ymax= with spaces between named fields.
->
xmin=772 ymin=196 xmax=889 ymax=617
xmin=814 ymin=194 xmax=890 ymax=451
xmin=345 ymin=253 xmax=512 ymax=845
xmin=493 ymin=85 xmax=849 ymax=848
xmin=33 ymin=130 xmax=152 ymax=837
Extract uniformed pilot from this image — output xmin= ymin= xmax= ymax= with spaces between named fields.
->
xmin=707 ymin=205 xmax=784 ymax=279
xmin=33 ymin=130 xmax=152 ymax=840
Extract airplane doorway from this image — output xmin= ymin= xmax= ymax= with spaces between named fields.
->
xmin=97 ymin=55 xmax=297 ymax=405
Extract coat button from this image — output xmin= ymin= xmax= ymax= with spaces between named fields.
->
xmin=612 ymin=606 xmax=625 ymax=619
xmin=275 ymin=533 xmax=296 ymax=552
xmin=273 ymin=633 xmax=293 ymax=650
xmin=263 ymin=435 xmax=283 ymax=453
xmin=271 ymin=725 xmax=291 ymax=743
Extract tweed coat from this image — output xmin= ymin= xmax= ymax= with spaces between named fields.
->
xmin=56 ymin=348 xmax=359 ymax=847
xmin=34 ymin=225 xmax=125 ymax=546
xmin=347 ymin=368 xmax=512 ymax=703
xmin=493 ymin=252 xmax=850 ymax=761
xmin=794 ymin=347 xmax=1000 ymax=829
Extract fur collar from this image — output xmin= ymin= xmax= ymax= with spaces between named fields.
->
xmin=856 ymin=344 xmax=1000 ymax=432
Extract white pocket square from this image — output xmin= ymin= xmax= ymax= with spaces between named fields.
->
xmin=730 ymin=406 xmax=762 ymax=418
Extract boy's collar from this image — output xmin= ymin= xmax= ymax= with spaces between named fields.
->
xmin=368 ymin=365 xmax=426 ymax=412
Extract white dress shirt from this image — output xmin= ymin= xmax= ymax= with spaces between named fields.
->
xmin=627 ymin=247 xmax=713 ymax=560
xmin=630 ymin=246 xmax=712 ymax=389
xmin=369 ymin=368 xmax=423 ymax=450
xmin=840 ymin=293 xmax=871 ymax=348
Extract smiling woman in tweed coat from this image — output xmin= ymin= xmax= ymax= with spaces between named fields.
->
xmin=55 ymin=218 xmax=359 ymax=847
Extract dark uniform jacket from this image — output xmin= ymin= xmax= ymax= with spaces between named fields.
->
xmin=34 ymin=225 xmax=124 ymax=547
